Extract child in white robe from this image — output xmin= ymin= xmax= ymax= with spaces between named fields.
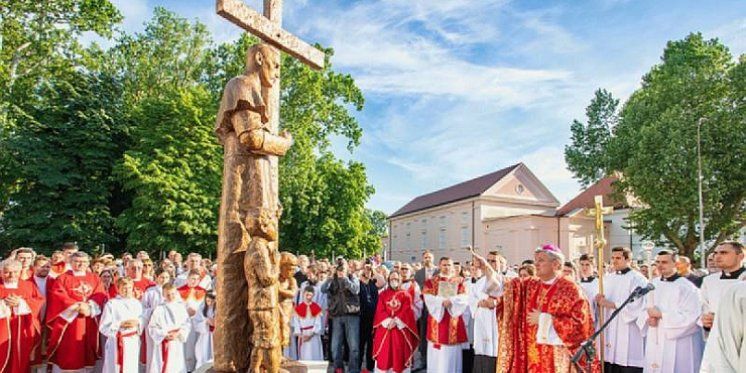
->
xmin=147 ymin=283 xmax=191 ymax=373
xmin=194 ymin=292 xmax=215 ymax=369
xmin=292 ymin=286 xmax=324 ymax=361
xmin=99 ymin=278 xmax=144 ymax=373
xmin=142 ymin=269 xmax=171 ymax=373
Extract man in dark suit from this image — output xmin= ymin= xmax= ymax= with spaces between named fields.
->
xmin=413 ymin=250 xmax=438 ymax=370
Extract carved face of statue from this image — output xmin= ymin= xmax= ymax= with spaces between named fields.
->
xmin=257 ymin=48 xmax=279 ymax=88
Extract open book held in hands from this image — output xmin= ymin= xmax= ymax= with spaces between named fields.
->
xmin=437 ymin=280 xmax=457 ymax=298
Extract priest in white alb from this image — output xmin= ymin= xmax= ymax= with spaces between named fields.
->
xmin=422 ymin=257 xmax=469 ymax=373
xmin=709 ymin=280 xmax=746 ymax=373
xmin=594 ymin=247 xmax=648 ymax=373
xmin=699 ymin=241 xmax=745 ymax=372
xmin=99 ymin=277 xmax=144 ymax=373
xmin=468 ymin=251 xmax=508 ymax=373
xmin=638 ymin=250 xmax=704 ymax=373
xmin=147 ymin=283 xmax=191 ymax=373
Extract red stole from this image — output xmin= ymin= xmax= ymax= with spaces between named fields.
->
xmin=46 ymin=271 xmax=106 ymax=370
xmin=294 ymin=302 xmax=322 ymax=319
xmin=0 ymin=281 xmax=44 ymax=373
xmin=496 ymin=276 xmax=599 ymax=373
xmin=116 ymin=329 xmax=138 ymax=373
xmin=372 ymin=288 xmax=419 ymax=372
xmin=422 ymin=276 xmax=467 ymax=346
xmin=177 ymin=285 xmax=206 ymax=303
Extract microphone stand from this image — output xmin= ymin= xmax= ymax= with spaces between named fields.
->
xmin=571 ymin=288 xmax=646 ymax=373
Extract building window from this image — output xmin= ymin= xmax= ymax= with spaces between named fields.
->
xmin=420 ymin=231 xmax=427 ymax=249
xmin=461 ymin=211 xmax=469 ymax=224
xmin=460 ymin=226 xmax=469 ymax=247
xmin=438 ymin=229 xmax=446 ymax=250
xmin=439 ymin=216 xmax=446 ymax=227
xmin=421 ymin=218 xmax=427 ymax=228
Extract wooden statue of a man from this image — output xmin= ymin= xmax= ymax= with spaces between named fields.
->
xmin=213 ymin=42 xmax=292 ymax=372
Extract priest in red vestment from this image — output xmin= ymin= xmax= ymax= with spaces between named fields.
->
xmin=126 ymin=259 xmax=156 ymax=300
xmin=0 ymin=258 xmax=45 ymax=373
xmin=46 ymin=251 xmax=107 ymax=371
xmin=422 ymin=257 xmax=469 ymax=373
xmin=373 ymin=271 xmax=419 ymax=373
xmin=178 ymin=269 xmax=207 ymax=371
xmin=478 ymin=244 xmax=599 ymax=373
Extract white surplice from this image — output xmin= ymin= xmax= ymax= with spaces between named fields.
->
xmin=579 ymin=276 xmax=599 ymax=322
xmin=638 ymin=275 xmax=704 ymax=373
xmin=699 ymin=267 xmax=746 ymax=372
xmin=193 ymin=305 xmax=215 ymax=369
xmin=141 ymin=285 xmax=164 ymax=373
xmin=468 ymin=276 xmax=499 ymax=357
xmin=709 ymin=281 xmax=746 ymax=373
xmin=99 ymin=297 xmax=144 ymax=373
xmin=602 ymin=268 xmax=648 ymax=368
xmin=423 ymin=290 xmax=469 ymax=373
xmin=147 ymin=301 xmax=191 ymax=373
xmin=292 ymin=306 xmax=324 ymax=361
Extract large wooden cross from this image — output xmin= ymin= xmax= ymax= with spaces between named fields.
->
xmin=217 ymin=0 xmax=325 ymax=69
xmin=585 ymin=194 xmax=613 ymax=372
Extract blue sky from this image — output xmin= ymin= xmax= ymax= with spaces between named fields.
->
xmin=108 ymin=0 xmax=745 ymax=214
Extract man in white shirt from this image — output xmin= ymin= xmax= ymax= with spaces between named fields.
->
xmin=638 ymin=250 xmax=704 ymax=373
xmin=699 ymin=241 xmax=745 ymax=372
xmin=595 ymin=247 xmax=648 ymax=373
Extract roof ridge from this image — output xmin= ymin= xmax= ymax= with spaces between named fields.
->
xmin=389 ymin=163 xmax=522 ymax=218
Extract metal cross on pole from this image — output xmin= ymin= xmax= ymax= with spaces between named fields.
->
xmin=586 ymin=194 xmax=614 ymax=372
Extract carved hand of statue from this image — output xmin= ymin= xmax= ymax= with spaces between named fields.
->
xmin=280 ymin=130 xmax=293 ymax=144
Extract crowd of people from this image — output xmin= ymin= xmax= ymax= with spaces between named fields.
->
xmin=0 ymin=240 xmax=744 ymax=373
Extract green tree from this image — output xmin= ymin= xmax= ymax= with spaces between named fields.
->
xmin=608 ymin=33 xmax=745 ymax=259
xmin=564 ymin=88 xmax=618 ymax=188
xmin=0 ymin=0 xmax=122 ymax=217
xmin=0 ymin=71 xmax=125 ymax=252
xmin=115 ymin=85 xmax=221 ymax=254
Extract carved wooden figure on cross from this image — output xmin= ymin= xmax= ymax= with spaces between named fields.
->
xmin=212 ymin=1 xmax=325 ymax=372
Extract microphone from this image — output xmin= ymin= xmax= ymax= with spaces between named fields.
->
xmin=632 ymin=283 xmax=655 ymax=299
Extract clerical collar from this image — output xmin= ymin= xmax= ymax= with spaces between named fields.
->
xmin=615 ymin=267 xmax=632 ymax=275
xmin=580 ymin=275 xmax=596 ymax=283
xmin=660 ymin=273 xmax=680 ymax=282
xmin=721 ymin=266 xmax=745 ymax=280
xmin=73 ymin=270 xmax=87 ymax=276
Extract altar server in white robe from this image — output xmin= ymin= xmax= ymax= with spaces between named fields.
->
xmin=578 ymin=254 xmax=600 ymax=322
xmin=699 ymin=241 xmax=745 ymax=372
xmin=595 ymin=247 xmax=648 ymax=373
xmin=99 ymin=278 xmax=144 ymax=373
xmin=468 ymin=251 xmax=505 ymax=373
xmin=193 ymin=292 xmax=215 ymax=368
xmin=142 ymin=269 xmax=171 ymax=373
xmin=293 ymin=286 xmax=324 ymax=361
xmin=709 ymin=280 xmax=746 ymax=373
xmin=147 ymin=283 xmax=191 ymax=373
xmin=638 ymin=250 xmax=704 ymax=373
xmin=422 ymin=257 xmax=470 ymax=373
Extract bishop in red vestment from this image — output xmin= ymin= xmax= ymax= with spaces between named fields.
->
xmin=422 ymin=257 xmax=469 ymax=373
xmin=480 ymin=244 xmax=599 ymax=373
xmin=0 ymin=259 xmax=45 ymax=373
xmin=46 ymin=252 xmax=107 ymax=371
xmin=373 ymin=272 xmax=419 ymax=373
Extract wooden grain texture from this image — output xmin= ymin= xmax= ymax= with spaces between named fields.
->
xmin=217 ymin=0 xmax=324 ymax=69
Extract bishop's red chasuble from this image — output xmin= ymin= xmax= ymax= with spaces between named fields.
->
xmin=46 ymin=271 xmax=107 ymax=370
xmin=372 ymin=288 xmax=420 ymax=372
xmin=422 ymin=276 xmax=468 ymax=346
xmin=0 ymin=281 xmax=44 ymax=373
xmin=497 ymin=276 xmax=599 ymax=373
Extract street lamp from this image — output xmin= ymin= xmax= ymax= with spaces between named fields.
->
xmin=697 ymin=118 xmax=706 ymax=269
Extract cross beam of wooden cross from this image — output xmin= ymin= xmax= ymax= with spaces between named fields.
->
xmin=217 ymin=0 xmax=325 ymax=70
